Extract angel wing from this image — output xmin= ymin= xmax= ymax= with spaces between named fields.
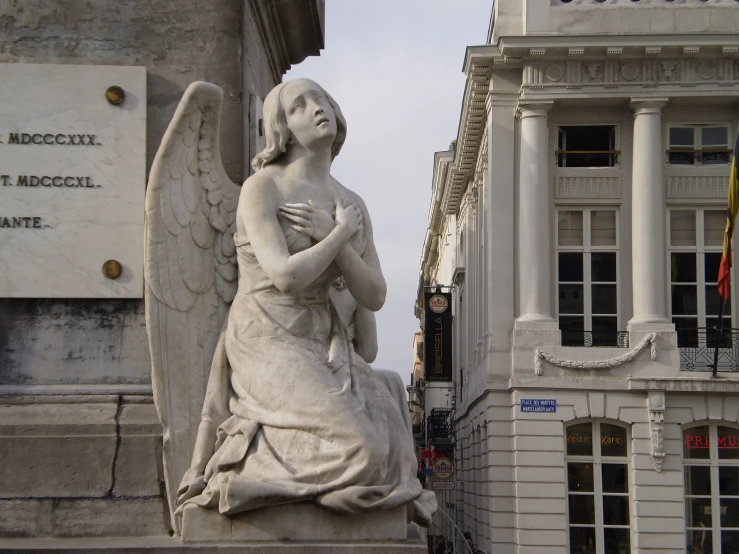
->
xmin=144 ymin=81 xmax=240 ymax=530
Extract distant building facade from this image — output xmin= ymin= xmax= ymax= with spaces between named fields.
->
xmin=0 ymin=0 xmax=323 ymax=539
xmin=416 ymin=1 xmax=739 ymax=552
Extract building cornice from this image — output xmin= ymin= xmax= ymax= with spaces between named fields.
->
xmin=498 ymin=34 xmax=739 ymax=62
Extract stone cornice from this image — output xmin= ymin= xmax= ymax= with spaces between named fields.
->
xmin=248 ymin=0 xmax=325 ymax=83
xmin=497 ymin=34 xmax=739 ymax=62
xmin=440 ymin=49 xmax=492 ymax=217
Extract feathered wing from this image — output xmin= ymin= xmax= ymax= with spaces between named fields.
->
xmin=144 ymin=82 xmax=240 ymax=531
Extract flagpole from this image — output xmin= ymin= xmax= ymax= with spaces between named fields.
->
xmin=711 ymin=300 xmax=725 ymax=378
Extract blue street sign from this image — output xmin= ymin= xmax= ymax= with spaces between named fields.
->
xmin=521 ymin=399 xmax=557 ymax=413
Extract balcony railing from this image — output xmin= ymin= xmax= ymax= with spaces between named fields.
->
xmin=561 ymin=330 xmax=630 ymax=348
xmin=427 ymin=408 xmax=453 ymax=448
xmin=667 ymin=149 xmax=732 ymax=166
xmin=678 ymin=327 xmax=739 ymax=372
xmin=555 ymin=150 xmax=620 ymax=168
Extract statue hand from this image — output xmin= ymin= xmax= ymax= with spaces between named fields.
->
xmin=176 ymin=468 xmax=207 ymax=506
xmin=279 ymin=201 xmax=336 ymax=241
xmin=335 ymin=201 xmax=363 ymax=237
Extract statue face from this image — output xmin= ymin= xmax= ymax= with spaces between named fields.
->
xmin=281 ymin=80 xmax=337 ymax=150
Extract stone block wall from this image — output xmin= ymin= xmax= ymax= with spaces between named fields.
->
xmin=0 ymin=395 xmax=166 ymax=537
xmin=0 ymin=1 xmax=250 ymax=537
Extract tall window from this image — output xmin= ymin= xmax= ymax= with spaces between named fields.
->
xmin=668 ymin=209 xmax=732 ymax=348
xmin=557 ymin=209 xmax=619 ymax=346
xmin=684 ymin=424 xmax=739 ymax=553
xmin=668 ymin=125 xmax=731 ymax=166
xmin=566 ymin=421 xmax=631 ymax=553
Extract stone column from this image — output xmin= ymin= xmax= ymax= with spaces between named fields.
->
xmin=516 ymin=101 xmax=554 ymax=325
xmin=629 ymin=98 xmax=670 ymax=327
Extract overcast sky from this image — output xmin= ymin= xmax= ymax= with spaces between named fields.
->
xmin=286 ymin=0 xmax=492 ymax=380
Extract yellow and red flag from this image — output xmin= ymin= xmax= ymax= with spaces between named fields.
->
xmin=717 ymin=132 xmax=739 ymax=302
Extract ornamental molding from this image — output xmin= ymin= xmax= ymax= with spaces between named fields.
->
xmin=648 ymin=391 xmax=666 ymax=473
xmin=555 ymin=175 xmax=621 ymax=199
xmin=534 ymin=333 xmax=657 ymax=375
xmin=667 ymin=174 xmax=730 ymax=199
xmin=523 ymin=58 xmax=738 ymax=90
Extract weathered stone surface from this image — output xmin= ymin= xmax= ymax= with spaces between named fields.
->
xmin=0 ymin=536 xmax=427 ymax=553
xmin=0 ymin=401 xmax=118 ymax=498
xmin=0 ymin=0 xmax=244 ymax=390
xmin=52 ymin=498 xmax=167 ymax=537
xmin=113 ymin=401 xmax=163 ymax=497
xmin=181 ymin=504 xmax=408 ymax=543
xmin=0 ymin=500 xmax=53 ymax=538
xmin=0 ymin=436 xmax=115 ymax=498
xmin=0 ymin=396 xmax=166 ymax=537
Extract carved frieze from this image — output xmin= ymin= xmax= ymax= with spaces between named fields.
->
xmin=530 ymin=58 xmax=738 ymax=89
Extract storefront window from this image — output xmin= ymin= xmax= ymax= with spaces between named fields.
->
xmin=566 ymin=421 xmax=631 ymax=553
xmin=684 ymin=424 xmax=739 ymax=553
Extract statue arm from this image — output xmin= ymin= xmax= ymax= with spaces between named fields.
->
xmin=353 ymin=305 xmax=378 ymax=363
xmin=334 ymin=195 xmax=386 ymax=312
xmin=242 ymin=176 xmax=355 ymax=294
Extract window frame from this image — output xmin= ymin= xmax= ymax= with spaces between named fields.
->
xmin=565 ymin=419 xmax=633 ymax=554
xmin=556 ymin=207 xmax=621 ymax=346
xmin=667 ymin=207 xmax=734 ymax=339
xmin=666 ymin=123 xmax=732 ymax=167
xmin=555 ymin=123 xmax=621 ymax=169
xmin=683 ymin=422 xmax=739 ymax=554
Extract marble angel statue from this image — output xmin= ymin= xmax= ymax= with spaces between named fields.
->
xmin=145 ymin=79 xmax=437 ymax=533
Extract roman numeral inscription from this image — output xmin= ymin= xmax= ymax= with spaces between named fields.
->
xmin=6 ymin=132 xmax=101 ymax=146
xmin=1 ymin=131 xmax=102 ymax=231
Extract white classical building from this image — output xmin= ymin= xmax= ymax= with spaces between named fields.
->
xmin=415 ymin=1 xmax=739 ymax=553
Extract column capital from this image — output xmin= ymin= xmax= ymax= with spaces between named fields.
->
xmin=629 ymin=97 xmax=670 ymax=116
xmin=516 ymin=100 xmax=554 ymax=119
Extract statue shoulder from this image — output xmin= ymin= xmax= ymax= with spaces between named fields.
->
xmin=332 ymin=177 xmax=368 ymax=212
xmin=240 ymin=168 xmax=282 ymax=208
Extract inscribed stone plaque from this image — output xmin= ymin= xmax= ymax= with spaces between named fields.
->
xmin=0 ymin=64 xmax=146 ymax=298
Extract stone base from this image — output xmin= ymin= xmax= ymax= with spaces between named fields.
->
xmin=181 ymin=503 xmax=408 ymax=543
xmin=0 ymin=536 xmax=427 ymax=553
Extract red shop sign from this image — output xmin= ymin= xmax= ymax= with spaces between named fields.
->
xmin=685 ymin=434 xmax=739 ymax=449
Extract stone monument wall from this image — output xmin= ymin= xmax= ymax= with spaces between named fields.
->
xmin=0 ymin=0 xmax=299 ymax=538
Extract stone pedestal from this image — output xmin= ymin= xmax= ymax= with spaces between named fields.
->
xmin=181 ymin=503 xmax=408 ymax=543
xmin=0 ymin=536 xmax=427 ymax=553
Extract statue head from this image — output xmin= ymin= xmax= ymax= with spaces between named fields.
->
xmin=251 ymin=79 xmax=347 ymax=172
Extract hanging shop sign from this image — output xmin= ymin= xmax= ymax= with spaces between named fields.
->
xmin=432 ymin=481 xmax=455 ymax=491
xmin=424 ymin=291 xmax=453 ymax=382
xmin=433 ymin=458 xmax=454 ymax=480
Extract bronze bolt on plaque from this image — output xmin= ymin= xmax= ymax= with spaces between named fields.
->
xmin=102 ymin=260 xmax=122 ymax=279
xmin=105 ymin=86 xmax=125 ymax=106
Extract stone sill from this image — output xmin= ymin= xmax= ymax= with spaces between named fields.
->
xmin=629 ymin=375 xmax=739 ymax=392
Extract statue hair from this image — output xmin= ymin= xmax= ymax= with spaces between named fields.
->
xmin=250 ymin=79 xmax=347 ymax=173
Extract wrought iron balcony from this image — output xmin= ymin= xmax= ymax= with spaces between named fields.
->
xmin=555 ymin=150 xmax=620 ymax=168
xmin=561 ymin=330 xmax=630 ymax=348
xmin=427 ymin=408 xmax=453 ymax=447
xmin=667 ymin=149 xmax=732 ymax=166
xmin=678 ymin=327 xmax=739 ymax=372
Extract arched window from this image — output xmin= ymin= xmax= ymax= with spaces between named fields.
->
xmin=566 ymin=421 xmax=631 ymax=552
xmin=683 ymin=424 xmax=739 ymax=553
